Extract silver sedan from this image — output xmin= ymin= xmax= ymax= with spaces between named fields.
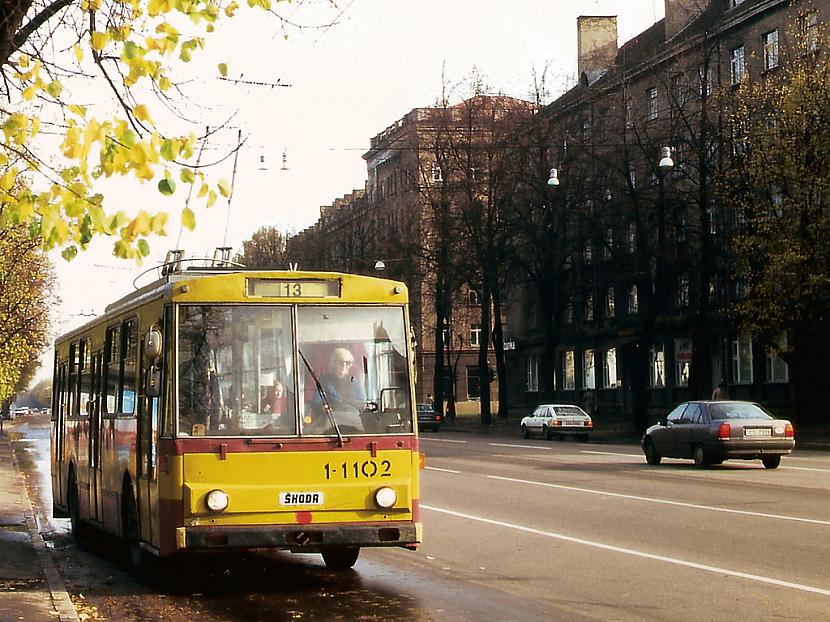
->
xmin=641 ymin=401 xmax=795 ymax=469
xmin=520 ymin=404 xmax=593 ymax=441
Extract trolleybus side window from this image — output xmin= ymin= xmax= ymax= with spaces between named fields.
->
xmin=104 ymin=326 xmax=119 ymax=414
xmin=121 ymin=319 xmax=137 ymax=415
xmin=78 ymin=339 xmax=91 ymax=417
xmin=161 ymin=306 xmax=175 ymax=438
xmin=68 ymin=343 xmax=77 ymax=418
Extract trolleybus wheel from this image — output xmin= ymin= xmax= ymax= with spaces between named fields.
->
xmin=321 ymin=547 xmax=360 ymax=570
xmin=122 ymin=485 xmax=152 ymax=578
xmin=67 ymin=470 xmax=87 ymax=547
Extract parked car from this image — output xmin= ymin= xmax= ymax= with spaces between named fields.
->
xmin=520 ymin=404 xmax=593 ymax=441
xmin=641 ymin=400 xmax=794 ymax=469
xmin=417 ymin=403 xmax=443 ymax=432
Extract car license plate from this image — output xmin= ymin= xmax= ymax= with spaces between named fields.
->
xmin=744 ymin=428 xmax=771 ymax=437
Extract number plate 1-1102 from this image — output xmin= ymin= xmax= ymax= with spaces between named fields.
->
xmin=324 ymin=459 xmax=392 ymax=480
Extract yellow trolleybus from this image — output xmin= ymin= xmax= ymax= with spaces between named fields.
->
xmin=51 ymin=260 xmax=421 ymax=570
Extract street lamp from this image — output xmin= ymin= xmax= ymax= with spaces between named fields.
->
xmin=547 ymin=167 xmax=560 ymax=186
xmin=658 ymin=146 xmax=674 ymax=170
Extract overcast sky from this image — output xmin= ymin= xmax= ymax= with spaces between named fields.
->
xmin=41 ymin=0 xmax=664 ymax=381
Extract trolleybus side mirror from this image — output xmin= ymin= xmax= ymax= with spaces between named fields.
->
xmin=144 ymin=329 xmax=162 ymax=359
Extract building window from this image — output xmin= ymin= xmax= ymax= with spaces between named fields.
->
xmin=585 ymin=292 xmax=594 ymax=321
xmin=431 ymin=162 xmax=443 ymax=182
xmin=730 ymin=45 xmax=745 ymax=85
xmin=583 ymin=349 xmax=596 ymax=390
xmin=647 ymin=87 xmax=658 ymax=120
xmin=801 ymin=11 xmax=819 ymax=52
xmin=628 ymin=162 xmax=636 ymax=189
xmin=603 ymin=228 xmax=613 ymax=259
xmin=650 ymin=344 xmax=665 ymax=388
xmin=468 ymin=290 xmax=480 ymax=306
xmin=563 ymin=350 xmax=575 ymax=390
xmin=527 ymin=354 xmax=540 ymax=392
xmin=762 ymin=30 xmax=779 ymax=71
xmin=628 ymin=285 xmax=639 ymax=315
xmin=603 ymin=348 xmax=618 ymax=388
xmin=674 ymin=142 xmax=686 ymax=173
xmin=677 ymin=275 xmax=690 ymax=307
xmin=699 ymin=64 xmax=714 ymax=98
xmin=627 ymin=222 xmax=636 ymax=253
xmin=466 ymin=366 xmax=481 ymax=399
xmin=528 ymin=305 xmax=538 ymax=329
xmin=729 ymin=0 xmax=745 ymax=7
xmin=564 ymin=255 xmax=574 ymax=270
xmin=675 ymin=338 xmax=692 ymax=387
xmin=625 ymin=99 xmax=634 ymax=128
xmin=732 ymin=333 xmax=753 ymax=384
xmin=564 ymin=298 xmax=574 ymax=324
xmin=766 ymin=333 xmax=789 ymax=383
xmin=605 ymin=286 xmax=615 ymax=318
xmin=470 ymin=323 xmax=482 ymax=347
xmin=584 ymin=242 xmax=593 ymax=265
xmin=581 ymin=118 xmax=591 ymax=142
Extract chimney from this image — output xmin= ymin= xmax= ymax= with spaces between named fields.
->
xmin=664 ymin=0 xmax=707 ymax=39
xmin=577 ymin=16 xmax=618 ymax=77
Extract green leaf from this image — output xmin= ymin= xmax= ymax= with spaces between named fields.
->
xmin=137 ymin=239 xmax=151 ymax=257
xmin=61 ymin=246 xmax=78 ymax=261
xmin=157 ymin=177 xmax=176 ymax=195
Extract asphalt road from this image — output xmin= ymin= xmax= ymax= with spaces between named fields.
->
xmin=10 ymin=418 xmax=830 ymax=621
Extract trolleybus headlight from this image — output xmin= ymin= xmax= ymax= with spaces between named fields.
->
xmin=374 ymin=487 xmax=397 ymax=509
xmin=206 ymin=489 xmax=229 ymax=513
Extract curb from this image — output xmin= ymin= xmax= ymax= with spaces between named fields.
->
xmin=3 ymin=430 xmax=79 ymax=622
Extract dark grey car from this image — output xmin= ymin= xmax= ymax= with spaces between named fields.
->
xmin=641 ymin=401 xmax=795 ymax=469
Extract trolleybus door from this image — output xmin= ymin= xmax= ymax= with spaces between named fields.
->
xmin=137 ymin=325 xmax=162 ymax=545
xmin=89 ymin=351 xmax=103 ymax=523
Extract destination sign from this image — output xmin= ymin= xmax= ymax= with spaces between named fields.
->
xmin=246 ymin=278 xmax=340 ymax=298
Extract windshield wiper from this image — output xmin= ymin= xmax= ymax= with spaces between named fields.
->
xmin=298 ymin=349 xmax=344 ymax=446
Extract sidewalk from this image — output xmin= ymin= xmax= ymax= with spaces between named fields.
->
xmin=0 ymin=426 xmax=78 ymax=622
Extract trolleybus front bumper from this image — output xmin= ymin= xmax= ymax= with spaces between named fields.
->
xmin=178 ymin=521 xmax=420 ymax=553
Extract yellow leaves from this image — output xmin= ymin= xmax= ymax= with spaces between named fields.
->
xmin=133 ymin=104 xmax=153 ymax=126
xmin=217 ymin=178 xmax=232 ymax=197
xmin=46 ymin=80 xmax=63 ymax=98
xmin=224 ymin=1 xmax=240 ymax=17
xmin=181 ymin=207 xmax=196 ymax=231
xmin=148 ymin=0 xmax=173 ymax=16
xmin=0 ymin=169 xmax=17 ymax=191
xmin=91 ymin=31 xmax=109 ymax=51
xmin=22 ymin=86 xmax=37 ymax=101
xmin=73 ymin=44 xmax=83 ymax=63
xmin=218 ymin=63 xmax=228 ymax=77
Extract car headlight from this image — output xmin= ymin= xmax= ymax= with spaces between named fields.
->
xmin=374 ymin=487 xmax=397 ymax=509
xmin=205 ymin=489 xmax=229 ymax=513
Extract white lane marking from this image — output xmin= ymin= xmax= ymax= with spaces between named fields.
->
xmin=581 ymin=450 xmax=639 ymax=457
xmin=421 ymin=504 xmax=830 ymax=597
xmin=421 ymin=437 xmax=467 ymax=444
xmin=487 ymin=475 xmax=830 ymax=526
xmin=425 ymin=466 xmax=462 ymax=474
xmin=489 ymin=442 xmax=552 ymax=451
xmin=581 ymin=450 xmax=830 ymax=472
xmin=782 ymin=465 xmax=830 ymax=473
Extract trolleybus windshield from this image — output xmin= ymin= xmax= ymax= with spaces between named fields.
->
xmin=177 ymin=305 xmax=412 ymax=437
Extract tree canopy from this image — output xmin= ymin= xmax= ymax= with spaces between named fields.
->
xmin=0 ymin=224 xmax=53 ymax=402
xmin=236 ymin=225 xmax=287 ymax=268
xmin=0 ymin=0 xmax=317 ymax=261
